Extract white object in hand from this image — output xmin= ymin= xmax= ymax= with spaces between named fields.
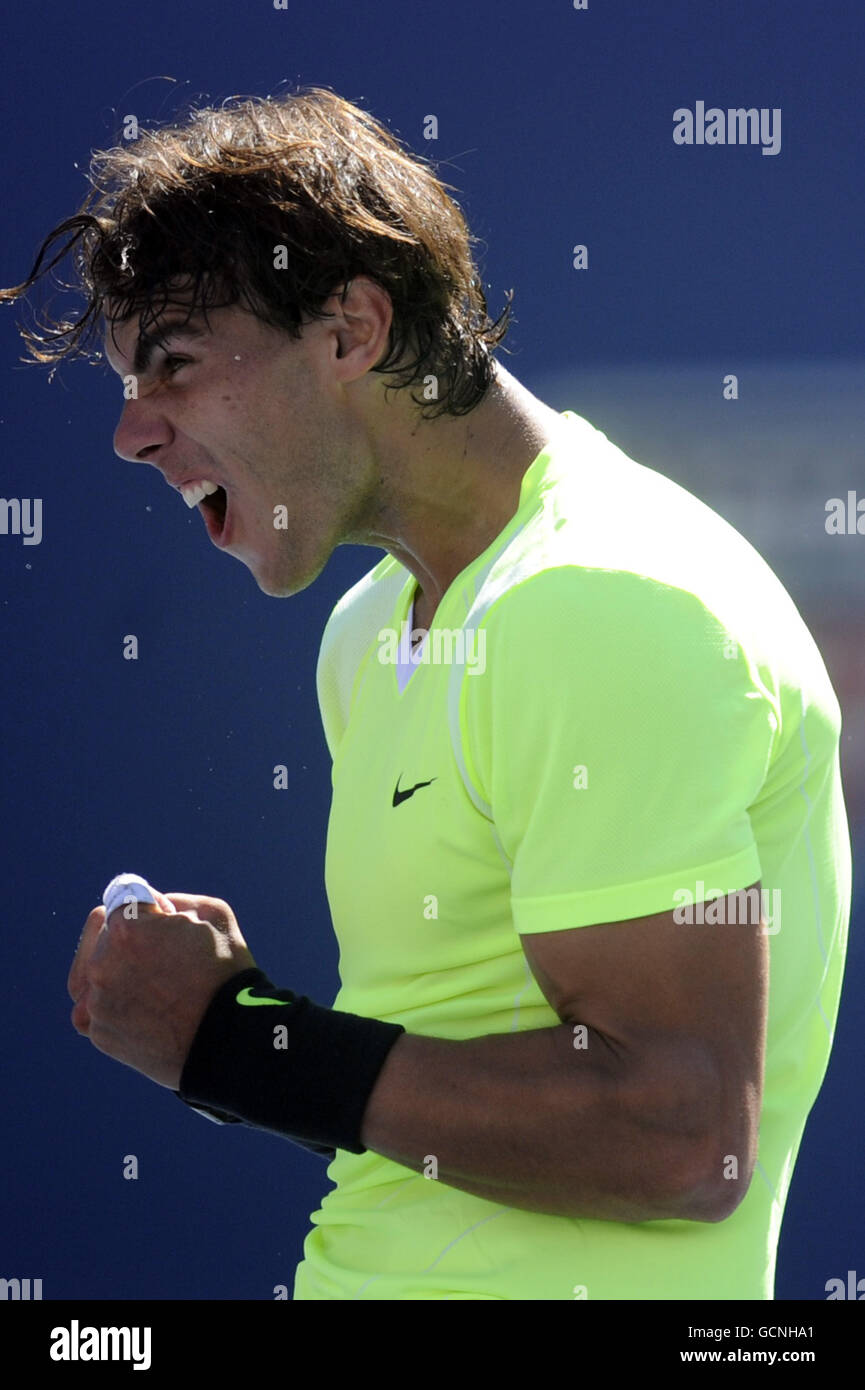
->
xmin=102 ymin=873 xmax=176 ymax=922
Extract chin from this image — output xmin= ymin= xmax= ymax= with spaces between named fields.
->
xmin=250 ymin=560 xmax=316 ymax=599
xmin=241 ymin=533 xmax=331 ymax=599
xmin=253 ymin=572 xmax=298 ymax=598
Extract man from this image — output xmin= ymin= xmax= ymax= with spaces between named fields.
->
xmin=2 ymin=87 xmax=850 ymax=1300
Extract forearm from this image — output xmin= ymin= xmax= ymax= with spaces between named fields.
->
xmin=359 ymin=1022 xmax=715 ymax=1222
xmin=176 ymin=968 xmax=720 ymax=1222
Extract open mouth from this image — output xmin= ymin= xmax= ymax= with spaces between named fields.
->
xmin=199 ymin=485 xmax=230 ymax=545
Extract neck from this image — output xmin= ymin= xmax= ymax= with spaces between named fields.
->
xmin=357 ymin=366 xmax=565 ymax=624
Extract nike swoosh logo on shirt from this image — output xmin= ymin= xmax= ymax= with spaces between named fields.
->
xmin=392 ymin=774 xmax=437 ymax=807
xmin=236 ymin=987 xmax=290 ymax=1007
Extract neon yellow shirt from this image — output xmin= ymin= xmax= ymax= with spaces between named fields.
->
xmin=293 ymin=410 xmax=851 ymax=1300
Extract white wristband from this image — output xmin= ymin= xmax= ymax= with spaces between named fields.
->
xmin=102 ymin=873 xmax=176 ymax=922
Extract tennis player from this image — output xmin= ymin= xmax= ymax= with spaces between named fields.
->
xmin=3 ymin=87 xmax=851 ymax=1300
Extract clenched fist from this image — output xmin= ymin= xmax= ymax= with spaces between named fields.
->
xmin=67 ymin=892 xmax=257 ymax=1089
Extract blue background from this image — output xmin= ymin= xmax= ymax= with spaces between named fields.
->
xmin=1 ymin=0 xmax=862 ymax=1300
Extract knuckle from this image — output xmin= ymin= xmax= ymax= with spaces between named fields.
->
xmin=87 ymin=959 xmax=110 ymax=989
xmin=198 ymin=894 xmax=228 ymax=914
xmin=70 ymin=1002 xmax=89 ymax=1034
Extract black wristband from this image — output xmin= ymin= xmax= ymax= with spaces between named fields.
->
xmin=176 ymin=968 xmax=405 ymax=1155
xmin=174 ymin=1093 xmax=337 ymax=1160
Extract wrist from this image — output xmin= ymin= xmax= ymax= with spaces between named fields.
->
xmin=177 ymin=967 xmax=405 ymax=1154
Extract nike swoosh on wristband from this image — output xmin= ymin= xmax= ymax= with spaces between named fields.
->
xmin=236 ymin=987 xmax=291 ymax=1007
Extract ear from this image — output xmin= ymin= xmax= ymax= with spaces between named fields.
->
xmin=324 ymin=276 xmax=394 ymax=380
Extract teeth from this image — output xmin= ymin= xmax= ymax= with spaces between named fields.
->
xmin=179 ymin=480 xmax=220 ymax=509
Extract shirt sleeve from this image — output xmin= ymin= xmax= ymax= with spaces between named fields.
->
xmin=459 ymin=566 xmax=774 ymax=934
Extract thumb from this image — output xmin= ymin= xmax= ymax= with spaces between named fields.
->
xmin=149 ymin=888 xmax=177 ymax=914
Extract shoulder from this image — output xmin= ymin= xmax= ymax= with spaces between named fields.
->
xmin=317 ymin=553 xmax=403 ymax=651
xmin=315 ymin=555 xmax=408 ymax=759
xmin=473 ymin=563 xmax=731 ymax=680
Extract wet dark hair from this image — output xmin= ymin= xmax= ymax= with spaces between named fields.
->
xmin=0 ymin=86 xmax=513 ymax=417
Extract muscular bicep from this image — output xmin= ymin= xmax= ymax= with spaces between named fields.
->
xmin=521 ymin=883 xmax=769 ymax=1179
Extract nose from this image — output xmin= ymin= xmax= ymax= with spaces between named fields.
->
xmin=112 ymin=396 xmax=174 ymax=465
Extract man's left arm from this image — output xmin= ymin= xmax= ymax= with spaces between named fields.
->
xmin=69 ymin=882 xmax=766 ymax=1223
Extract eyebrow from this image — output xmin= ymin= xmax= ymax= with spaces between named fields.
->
xmin=127 ymin=317 xmax=210 ymax=374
